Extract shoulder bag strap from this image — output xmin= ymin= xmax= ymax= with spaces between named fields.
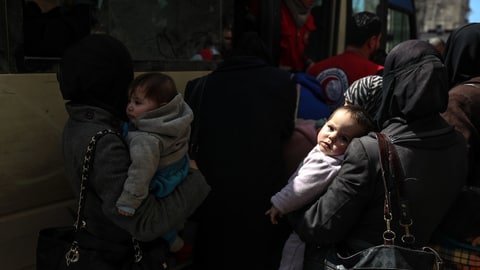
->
xmin=66 ymin=129 xmax=142 ymax=266
xmin=376 ymin=132 xmax=395 ymax=245
xmin=376 ymin=132 xmax=416 ymax=246
xmin=74 ymin=129 xmax=122 ymax=231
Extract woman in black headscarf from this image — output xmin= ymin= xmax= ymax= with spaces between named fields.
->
xmin=444 ymin=23 xmax=480 ymax=88
xmin=435 ymin=24 xmax=480 ymax=263
xmin=441 ymin=23 xmax=480 ymax=187
xmin=288 ymin=40 xmax=467 ymax=269
xmin=58 ymin=34 xmax=210 ymax=267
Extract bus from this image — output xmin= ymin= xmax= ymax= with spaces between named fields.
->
xmin=0 ymin=0 xmax=416 ymax=269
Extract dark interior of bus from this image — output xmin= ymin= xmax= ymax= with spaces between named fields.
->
xmin=0 ymin=0 xmax=416 ymax=74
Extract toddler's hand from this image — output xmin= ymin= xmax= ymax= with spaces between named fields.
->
xmin=472 ymin=236 xmax=480 ymax=246
xmin=118 ymin=208 xmax=134 ymax=216
xmin=265 ymin=206 xmax=283 ymax=225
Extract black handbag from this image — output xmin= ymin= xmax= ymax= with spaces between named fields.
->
xmin=36 ymin=129 xmax=168 ymax=270
xmin=324 ymin=133 xmax=443 ymax=270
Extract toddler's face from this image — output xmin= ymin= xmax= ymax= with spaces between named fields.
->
xmin=126 ymin=88 xmax=158 ymax=125
xmin=317 ymin=109 xmax=365 ymax=156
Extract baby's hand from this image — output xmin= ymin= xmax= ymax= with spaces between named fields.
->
xmin=265 ymin=206 xmax=283 ymax=225
xmin=472 ymin=236 xmax=480 ymax=246
xmin=118 ymin=208 xmax=134 ymax=216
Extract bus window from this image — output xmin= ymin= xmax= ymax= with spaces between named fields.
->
xmin=8 ymin=0 xmax=416 ymax=74
xmin=386 ymin=7 xmax=411 ymax=51
xmin=350 ymin=0 xmax=416 ymax=54
xmin=385 ymin=0 xmax=416 ymax=52
xmin=19 ymin=0 xmax=235 ymax=73
xmin=352 ymin=0 xmax=381 ymax=13
xmin=102 ymin=1 xmax=233 ymax=66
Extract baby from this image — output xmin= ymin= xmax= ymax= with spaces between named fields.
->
xmin=116 ymin=72 xmax=193 ymax=253
xmin=266 ymin=105 xmax=375 ymax=270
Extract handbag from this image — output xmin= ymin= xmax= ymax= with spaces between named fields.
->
xmin=324 ymin=133 xmax=443 ymax=270
xmin=36 ymin=129 xmax=168 ymax=270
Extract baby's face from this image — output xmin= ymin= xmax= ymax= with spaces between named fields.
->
xmin=317 ymin=109 xmax=365 ymax=156
xmin=126 ymin=88 xmax=158 ymax=125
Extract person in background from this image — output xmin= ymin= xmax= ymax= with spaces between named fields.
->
xmin=220 ymin=16 xmax=234 ymax=58
xmin=116 ymin=72 xmax=194 ymax=257
xmin=266 ymin=105 xmax=375 ymax=270
xmin=441 ymin=23 xmax=480 ymax=187
xmin=279 ymin=0 xmax=316 ymax=72
xmin=289 ymin=39 xmax=467 ymax=269
xmin=185 ymin=31 xmax=297 ymax=270
xmin=190 ymin=32 xmax=221 ymax=61
xmin=191 ymin=17 xmax=234 ymax=61
xmin=58 ymin=34 xmax=210 ymax=267
xmin=432 ymin=24 xmax=480 ymax=266
xmin=306 ymin=11 xmax=384 ymax=111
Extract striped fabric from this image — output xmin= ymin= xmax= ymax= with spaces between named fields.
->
xmin=344 ymin=75 xmax=383 ymax=117
xmin=431 ymin=243 xmax=480 ymax=270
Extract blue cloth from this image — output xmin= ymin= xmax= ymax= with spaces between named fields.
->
xmin=162 ymin=230 xmax=178 ymax=246
xmin=122 ymin=121 xmax=130 ymax=137
xmin=150 ymin=155 xmax=190 ymax=198
xmin=294 ymin=73 xmax=331 ymax=120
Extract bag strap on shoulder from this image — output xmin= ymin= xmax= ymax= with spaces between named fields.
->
xmin=74 ymin=129 xmax=122 ymax=231
xmin=376 ymin=133 xmax=415 ymax=246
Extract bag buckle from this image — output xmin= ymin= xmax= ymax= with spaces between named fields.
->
xmin=65 ymin=241 xmax=80 ymax=266
xmin=133 ymin=239 xmax=143 ymax=263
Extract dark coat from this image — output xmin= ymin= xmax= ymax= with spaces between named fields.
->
xmin=186 ymin=56 xmax=297 ymax=270
xmin=59 ymin=34 xmax=210 ymax=244
xmin=62 ymin=104 xmax=210 ymax=242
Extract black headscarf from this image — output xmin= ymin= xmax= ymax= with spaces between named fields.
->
xmin=375 ymin=40 xmax=448 ymax=128
xmin=444 ymin=23 xmax=480 ymax=88
xmin=58 ymin=34 xmax=134 ymax=120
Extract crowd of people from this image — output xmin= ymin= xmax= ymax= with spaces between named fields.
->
xmin=53 ymin=3 xmax=480 ymax=269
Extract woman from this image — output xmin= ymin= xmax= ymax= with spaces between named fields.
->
xmin=185 ymin=32 xmax=297 ymax=270
xmin=442 ymin=23 xmax=480 ymax=187
xmin=433 ymin=23 xmax=480 ymax=268
xmin=58 ymin=34 xmax=210 ymax=266
xmin=288 ymin=39 xmax=468 ymax=269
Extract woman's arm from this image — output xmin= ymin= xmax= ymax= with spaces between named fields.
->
xmin=93 ymin=136 xmax=210 ymax=241
xmin=271 ymin=149 xmax=342 ymax=214
xmin=288 ymin=139 xmax=378 ymax=245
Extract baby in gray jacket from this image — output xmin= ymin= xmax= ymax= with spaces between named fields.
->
xmin=117 ymin=72 xmax=193 ymax=253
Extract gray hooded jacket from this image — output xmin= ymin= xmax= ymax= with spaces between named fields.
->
xmin=117 ymin=94 xmax=193 ymax=210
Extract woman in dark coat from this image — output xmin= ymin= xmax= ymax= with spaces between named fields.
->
xmin=185 ymin=32 xmax=297 ymax=270
xmin=58 ymin=34 xmax=210 ymax=267
xmin=288 ymin=39 xmax=468 ymax=269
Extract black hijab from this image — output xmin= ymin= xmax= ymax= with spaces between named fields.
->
xmin=375 ymin=40 xmax=448 ymax=128
xmin=58 ymin=34 xmax=134 ymax=120
xmin=444 ymin=23 xmax=480 ymax=88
